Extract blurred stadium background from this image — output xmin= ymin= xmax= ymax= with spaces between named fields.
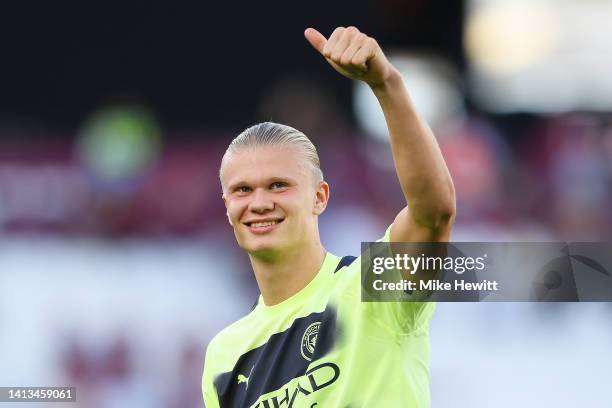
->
xmin=1 ymin=1 xmax=611 ymax=407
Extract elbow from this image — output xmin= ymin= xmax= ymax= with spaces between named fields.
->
xmin=407 ymin=181 xmax=456 ymax=232
xmin=430 ymin=181 xmax=457 ymax=228
xmin=425 ymin=201 xmax=455 ymax=242
xmin=439 ymin=180 xmax=457 ymax=224
xmin=417 ymin=192 xmax=456 ymax=232
xmin=412 ymin=200 xmax=456 ymax=232
xmin=432 ymin=201 xmax=456 ymax=231
xmin=442 ymin=185 xmax=457 ymax=222
xmin=439 ymin=188 xmax=457 ymax=228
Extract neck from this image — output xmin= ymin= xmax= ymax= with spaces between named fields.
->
xmin=249 ymin=241 xmax=327 ymax=306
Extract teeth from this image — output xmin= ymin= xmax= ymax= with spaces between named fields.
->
xmin=251 ymin=220 xmax=279 ymax=228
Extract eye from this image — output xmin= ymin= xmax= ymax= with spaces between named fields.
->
xmin=270 ymin=181 xmax=288 ymax=190
xmin=235 ymin=186 xmax=252 ymax=194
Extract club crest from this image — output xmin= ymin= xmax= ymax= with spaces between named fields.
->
xmin=300 ymin=322 xmax=321 ymax=361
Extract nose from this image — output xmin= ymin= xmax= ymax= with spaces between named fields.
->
xmin=248 ymin=188 xmax=274 ymax=213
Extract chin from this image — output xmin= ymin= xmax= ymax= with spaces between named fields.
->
xmin=241 ymin=237 xmax=284 ymax=255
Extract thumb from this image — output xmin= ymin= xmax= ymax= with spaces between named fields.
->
xmin=304 ymin=27 xmax=326 ymax=55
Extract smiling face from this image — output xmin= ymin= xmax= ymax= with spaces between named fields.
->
xmin=221 ymin=145 xmax=329 ymax=258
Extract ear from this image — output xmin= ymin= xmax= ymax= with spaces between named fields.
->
xmin=222 ymin=194 xmax=233 ymax=226
xmin=313 ymin=181 xmax=330 ymax=215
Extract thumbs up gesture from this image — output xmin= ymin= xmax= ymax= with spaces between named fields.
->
xmin=304 ymin=26 xmax=396 ymax=89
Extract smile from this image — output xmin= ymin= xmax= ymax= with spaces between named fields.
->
xmin=244 ymin=219 xmax=284 ymax=232
xmin=244 ymin=218 xmax=284 ymax=228
xmin=251 ymin=220 xmax=280 ymax=228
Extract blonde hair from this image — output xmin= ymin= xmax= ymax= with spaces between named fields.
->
xmin=219 ymin=122 xmax=324 ymax=184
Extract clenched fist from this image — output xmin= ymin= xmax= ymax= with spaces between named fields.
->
xmin=304 ymin=26 xmax=397 ymax=89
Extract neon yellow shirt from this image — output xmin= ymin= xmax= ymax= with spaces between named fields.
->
xmin=202 ymin=228 xmax=435 ymax=407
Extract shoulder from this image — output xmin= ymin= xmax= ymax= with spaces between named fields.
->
xmin=203 ymin=308 xmax=263 ymax=388
xmin=205 ymin=305 xmax=264 ymax=371
xmin=209 ymin=306 xmax=260 ymax=350
xmin=333 ymin=225 xmax=390 ymax=278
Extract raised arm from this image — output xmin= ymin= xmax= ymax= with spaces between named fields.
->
xmin=305 ymin=26 xmax=455 ymax=242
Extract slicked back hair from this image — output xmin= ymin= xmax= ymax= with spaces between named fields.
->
xmin=219 ymin=122 xmax=324 ymax=188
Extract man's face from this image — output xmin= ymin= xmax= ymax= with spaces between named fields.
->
xmin=221 ymin=145 xmax=328 ymax=256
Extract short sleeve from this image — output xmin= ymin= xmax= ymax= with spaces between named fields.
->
xmin=363 ymin=225 xmax=436 ymax=335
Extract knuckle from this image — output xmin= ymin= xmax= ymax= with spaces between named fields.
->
xmin=347 ymin=26 xmax=358 ymax=33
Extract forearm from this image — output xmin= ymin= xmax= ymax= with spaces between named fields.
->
xmin=371 ymin=69 xmax=456 ymax=229
xmin=303 ymin=26 xmax=455 ymax=230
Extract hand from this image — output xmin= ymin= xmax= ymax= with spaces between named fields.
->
xmin=304 ymin=26 xmax=396 ymax=88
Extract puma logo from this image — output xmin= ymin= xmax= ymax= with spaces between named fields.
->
xmin=237 ymin=366 xmax=254 ymax=388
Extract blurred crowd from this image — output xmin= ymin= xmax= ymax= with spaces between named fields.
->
xmin=0 ymin=106 xmax=610 ymax=241
xmin=62 ymin=335 xmax=202 ymax=408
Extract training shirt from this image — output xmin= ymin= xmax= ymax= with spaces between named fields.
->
xmin=202 ymin=227 xmax=435 ymax=407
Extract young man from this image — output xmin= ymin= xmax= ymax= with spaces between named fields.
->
xmin=203 ymin=26 xmax=455 ymax=407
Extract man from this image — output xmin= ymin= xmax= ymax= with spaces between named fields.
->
xmin=203 ymin=26 xmax=455 ymax=407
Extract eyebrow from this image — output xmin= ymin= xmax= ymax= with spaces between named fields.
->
xmin=227 ymin=176 xmax=298 ymax=192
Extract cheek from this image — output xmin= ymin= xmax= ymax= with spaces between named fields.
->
xmin=279 ymin=190 xmax=306 ymax=208
xmin=226 ymin=199 xmax=246 ymax=222
xmin=285 ymin=192 xmax=316 ymax=217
